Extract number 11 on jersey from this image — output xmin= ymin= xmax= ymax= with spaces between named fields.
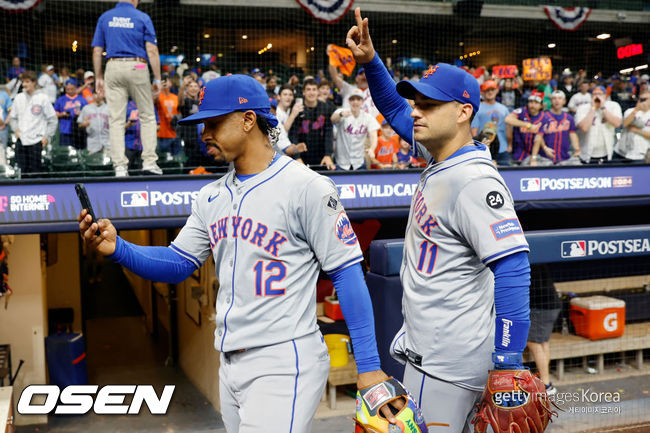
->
xmin=417 ymin=240 xmax=438 ymax=274
xmin=254 ymin=260 xmax=287 ymax=296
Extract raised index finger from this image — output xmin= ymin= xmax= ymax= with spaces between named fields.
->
xmin=354 ymin=7 xmax=363 ymax=28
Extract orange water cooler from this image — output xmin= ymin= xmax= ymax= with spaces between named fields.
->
xmin=569 ymin=296 xmax=625 ymax=341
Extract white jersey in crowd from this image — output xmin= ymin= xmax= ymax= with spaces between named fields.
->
xmin=276 ymin=106 xmax=289 ymax=127
xmin=37 ymin=73 xmax=58 ymax=104
xmin=340 ymin=81 xmax=379 ymax=119
xmin=390 ymin=143 xmax=529 ymax=391
xmin=171 ymin=155 xmax=363 ymax=352
xmin=201 ymin=70 xmax=221 ymax=83
xmin=333 ymin=109 xmax=379 ymax=169
xmin=568 ymin=92 xmax=591 ymax=113
xmin=78 ymin=102 xmax=110 ymax=153
xmin=9 ymin=91 xmax=57 ymax=145
xmin=575 ymin=100 xmax=622 ymax=161
xmin=273 ymin=122 xmax=292 ymax=154
xmin=615 ymin=108 xmax=650 ymax=160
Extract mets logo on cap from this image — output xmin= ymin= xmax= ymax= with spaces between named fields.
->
xmin=198 ymin=87 xmax=206 ymax=105
xmin=335 ymin=211 xmax=357 ymax=246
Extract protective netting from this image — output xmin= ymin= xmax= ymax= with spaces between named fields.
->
xmin=0 ymin=0 xmax=648 ymax=177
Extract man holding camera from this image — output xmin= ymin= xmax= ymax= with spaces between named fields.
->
xmin=575 ymin=85 xmax=622 ymax=164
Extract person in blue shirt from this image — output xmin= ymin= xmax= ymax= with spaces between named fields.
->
xmin=92 ymin=0 xmax=162 ymax=177
xmin=54 ymin=79 xmax=88 ymax=149
xmin=0 ymin=85 xmax=12 ymax=165
xmin=470 ymin=80 xmax=512 ymax=166
xmin=125 ymin=99 xmax=159 ymax=171
xmin=7 ymin=57 xmax=25 ymax=82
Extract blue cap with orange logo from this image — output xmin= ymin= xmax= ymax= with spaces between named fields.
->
xmin=178 ymin=74 xmax=278 ymax=126
xmin=396 ymin=64 xmax=480 ymax=115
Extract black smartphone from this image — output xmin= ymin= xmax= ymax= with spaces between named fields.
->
xmin=75 ymin=183 xmax=101 ymax=236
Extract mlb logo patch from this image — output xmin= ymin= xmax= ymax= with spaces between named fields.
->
xmin=338 ymin=184 xmax=356 ymax=199
xmin=561 ymin=241 xmax=586 ymax=258
xmin=121 ymin=191 xmax=149 ymax=207
xmin=520 ymin=178 xmax=541 ymax=192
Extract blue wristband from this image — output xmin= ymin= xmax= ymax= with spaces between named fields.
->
xmin=492 ymin=351 xmax=524 ymax=370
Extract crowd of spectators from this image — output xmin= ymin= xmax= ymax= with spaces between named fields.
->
xmin=1 ymin=54 xmax=649 ymax=177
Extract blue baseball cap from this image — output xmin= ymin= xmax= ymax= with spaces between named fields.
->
xmin=357 ymin=67 xmax=365 ymax=76
xmin=396 ymin=63 xmax=480 ymax=115
xmin=178 ymin=74 xmax=278 ymax=127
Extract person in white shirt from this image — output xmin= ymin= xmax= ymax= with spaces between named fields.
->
xmin=78 ymin=90 xmax=110 ymax=154
xmin=614 ymin=90 xmax=650 ymax=161
xmin=575 ymin=86 xmax=622 ymax=164
xmin=331 ymin=88 xmax=379 ymax=170
xmin=9 ymin=70 xmax=57 ymax=176
xmin=276 ymin=84 xmax=302 ymax=133
xmin=270 ymin=100 xmax=305 ymax=157
xmin=568 ymin=81 xmax=592 ymax=114
xmin=329 ymin=62 xmax=379 ymax=118
xmin=37 ymin=65 xmax=58 ymax=104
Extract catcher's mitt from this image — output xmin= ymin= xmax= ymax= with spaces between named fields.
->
xmin=354 ymin=377 xmax=428 ymax=433
xmin=473 ymin=369 xmax=558 ymax=433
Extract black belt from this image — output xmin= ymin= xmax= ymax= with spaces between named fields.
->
xmin=108 ymin=57 xmax=146 ymax=63
xmin=223 ymin=349 xmax=247 ymax=360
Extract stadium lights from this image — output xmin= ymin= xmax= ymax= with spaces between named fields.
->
xmin=311 ymin=47 xmax=315 ymax=51
xmin=596 ymin=33 xmax=611 ymax=40
xmin=195 ymin=57 xmax=201 ymax=62
xmin=170 ymin=45 xmax=178 ymax=53
xmin=548 ymin=43 xmax=556 ymax=48
xmin=242 ymin=35 xmax=248 ymax=39
xmin=218 ymin=53 xmax=223 ymax=58
xmin=72 ymin=40 xmax=78 ymax=53
xmin=267 ymin=43 xmax=272 ymax=48
xmin=635 ymin=64 xmax=648 ymax=70
xmin=203 ymin=34 xmax=210 ymax=39
xmin=392 ymin=40 xmax=398 ymax=44
xmin=619 ymin=68 xmax=633 ymax=74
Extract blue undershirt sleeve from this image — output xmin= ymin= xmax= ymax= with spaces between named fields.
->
xmin=107 ymin=236 xmax=198 ymax=284
xmin=363 ymin=53 xmax=414 ymax=144
xmin=328 ymin=263 xmax=381 ymax=374
xmin=488 ymin=251 xmax=531 ymax=369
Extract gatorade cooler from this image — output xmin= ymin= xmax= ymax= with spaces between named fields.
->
xmin=569 ymin=296 xmax=625 ymax=341
xmin=324 ymin=296 xmax=345 ymax=321
xmin=323 ymin=334 xmax=351 ymax=367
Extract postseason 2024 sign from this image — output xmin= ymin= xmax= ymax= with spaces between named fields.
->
xmin=0 ymin=165 xmax=649 ymax=233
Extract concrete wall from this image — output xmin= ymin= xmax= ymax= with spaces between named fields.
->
xmin=45 ymin=233 xmax=82 ymax=333
xmin=0 ymin=235 xmax=47 ymax=426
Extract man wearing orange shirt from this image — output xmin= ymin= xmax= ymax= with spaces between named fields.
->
xmin=155 ymin=74 xmax=181 ymax=155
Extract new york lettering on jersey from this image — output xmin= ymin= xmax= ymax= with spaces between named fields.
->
xmin=207 ymin=216 xmax=287 ymax=257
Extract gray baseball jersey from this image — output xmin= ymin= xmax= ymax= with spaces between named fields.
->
xmin=390 ymin=144 xmax=529 ymax=391
xmin=170 ymin=154 xmax=363 ymax=352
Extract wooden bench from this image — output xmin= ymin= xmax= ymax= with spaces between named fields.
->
xmin=554 ymin=275 xmax=650 ymax=295
xmin=326 ymin=354 xmax=357 ymax=409
xmin=523 ymin=322 xmax=650 ymax=381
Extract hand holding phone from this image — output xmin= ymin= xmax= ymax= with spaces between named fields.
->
xmin=75 ymin=183 xmax=100 ymax=236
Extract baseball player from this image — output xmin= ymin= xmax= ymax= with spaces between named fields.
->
xmin=79 ymin=74 xmax=399 ymax=433
xmin=347 ymin=8 xmax=550 ymax=433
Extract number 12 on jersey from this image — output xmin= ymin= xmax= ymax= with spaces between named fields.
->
xmin=254 ymin=260 xmax=287 ymax=296
xmin=417 ymin=241 xmax=438 ymax=274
